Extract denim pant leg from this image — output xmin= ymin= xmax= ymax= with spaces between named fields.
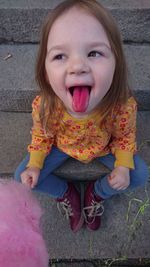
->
xmin=94 ymin=153 xmax=149 ymax=199
xmin=14 ymin=146 xmax=70 ymax=198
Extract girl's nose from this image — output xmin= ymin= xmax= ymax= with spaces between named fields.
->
xmin=67 ymin=57 xmax=90 ymax=75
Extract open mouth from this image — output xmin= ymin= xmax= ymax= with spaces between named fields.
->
xmin=68 ymin=85 xmax=92 ymax=112
xmin=69 ymin=85 xmax=91 ymax=96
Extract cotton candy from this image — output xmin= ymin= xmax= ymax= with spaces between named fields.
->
xmin=0 ymin=179 xmax=49 ymax=267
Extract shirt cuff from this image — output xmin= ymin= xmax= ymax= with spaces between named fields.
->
xmin=114 ymin=149 xmax=135 ymax=169
xmin=26 ymin=151 xmax=47 ymax=169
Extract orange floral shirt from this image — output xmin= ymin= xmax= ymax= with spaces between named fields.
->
xmin=27 ymin=95 xmax=137 ymax=169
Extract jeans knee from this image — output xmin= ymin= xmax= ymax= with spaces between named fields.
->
xmin=139 ymin=164 xmax=149 ymax=185
xmin=131 ymin=160 xmax=149 ymax=187
xmin=14 ymin=167 xmax=22 ymax=182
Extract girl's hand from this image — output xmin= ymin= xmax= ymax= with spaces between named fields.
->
xmin=21 ymin=167 xmax=40 ymax=189
xmin=108 ymin=166 xmax=130 ymax=191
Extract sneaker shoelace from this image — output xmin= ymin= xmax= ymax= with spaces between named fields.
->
xmin=83 ymin=200 xmax=104 ymax=224
xmin=57 ymin=198 xmax=73 ymax=220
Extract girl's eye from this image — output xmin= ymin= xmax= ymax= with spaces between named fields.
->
xmin=53 ymin=54 xmax=65 ymax=60
xmin=88 ymin=51 xmax=103 ymax=57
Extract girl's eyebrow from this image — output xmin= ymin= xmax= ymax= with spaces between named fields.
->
xmin=89 ymin=41 xmax=111 ymax=51
xmin=47 ymin=42 xmax=111 ymax=54
xmin=47 ymin=45 xmax=66 ymax=54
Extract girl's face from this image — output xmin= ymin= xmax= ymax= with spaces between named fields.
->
xmin=45 ymin=7 xmax=115 ymax=118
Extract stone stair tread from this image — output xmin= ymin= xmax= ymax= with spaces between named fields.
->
xmin=0 ymin=0 xmax=150 ymax=9
xmin=0 ymin=0 xmax=149 ymax=262
xmin=0 ymin=44 xmax=150 ymax=112
xmin=1 ymin=176 xmax=150 ymax=259
xmin=0 ymin=1 xmax=150 ymax=43
xmin=0 ymin=111 xmax=150 ymax=176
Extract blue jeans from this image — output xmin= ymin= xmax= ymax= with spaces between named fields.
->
xmin=14 ymin=146 xmax=149 ymax=199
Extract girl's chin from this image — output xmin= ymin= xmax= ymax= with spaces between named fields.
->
xmin=66 ymin=106 xmax=94 ymax=118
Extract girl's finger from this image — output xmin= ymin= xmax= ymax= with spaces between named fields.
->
xmin=31 ymin=182 xmax=36 ymax=189
xmin=108 ymin=174 xmax=115 ymax=181
xmin=23 ymin=176 xmax=32 ymax=187
xmin=31 ymin=177 xmax=38 ymax=189
xmin=119 ymin=186 xmax=128 ymax=191
xmin=109 ymin=182 xmax=121 ymax=190
xmin=115 ymin=185 xmax=128 ymax=191
xmin=108 ymin=177 xmax=119 ymax=186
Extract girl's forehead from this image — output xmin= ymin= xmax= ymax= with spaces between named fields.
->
xmin=50 ymin=6 xmax=103 ymax=31
xmin=47 ymin=7 xmax=110 ymax=47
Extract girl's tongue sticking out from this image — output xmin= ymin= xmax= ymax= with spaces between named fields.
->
xmin=71 ymin=86 xmax=90 ymax=112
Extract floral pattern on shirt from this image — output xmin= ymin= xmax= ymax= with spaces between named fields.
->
xmin=27 ymin=95 xmax=137 ymax=166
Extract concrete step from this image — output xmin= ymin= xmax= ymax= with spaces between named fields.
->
xmin=0 ymin=110 xmax=150 ymax=176
xmin=0 ymin=110 xmax=150 ymax=260
xmin=1 ymin=175 xmax=150 ymax=259
xmin=0 ymin=0 xmax=150 ymax=43
xmin=38 ymin=184 xmax=150 ymax=259
xmin=0 ymin=43 xmax=150 ymax=112
xmin=50 ymin=259 xmax=149 ymax=267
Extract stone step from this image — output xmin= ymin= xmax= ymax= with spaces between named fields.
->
xmin=0 ymin=43 xmax=150 ymax=112
xmin=48 ymin=260 xmax=150 ymax=267
xmin=1 ymin=175 xmax=150 ymax=259
xmin=0 ymin=110 xmax=150 ymax=176
xmin=0 ymin=110 xmax=150 ymax=260
xmin=37 ymin=184 xmax=150 ymax=259
xmin=0 ymin=0 xmax=150 ymax=43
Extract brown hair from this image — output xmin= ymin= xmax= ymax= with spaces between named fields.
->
xmin=36 ymin=0 xmax=132 ymax=131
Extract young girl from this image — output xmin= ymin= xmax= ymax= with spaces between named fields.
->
xmin=15 ymin=0 xmax=148 ymax=232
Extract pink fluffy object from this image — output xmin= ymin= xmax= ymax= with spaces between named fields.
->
xmin=0 ymin=179 xmax=49 ymax=267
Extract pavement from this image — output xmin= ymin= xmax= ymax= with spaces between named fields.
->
xmin=0 ymin=0 xmax=150 ymax=264
xmin=0 ymin=110 xmax=150 ymax=260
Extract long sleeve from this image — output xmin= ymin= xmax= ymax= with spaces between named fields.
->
xmin=27 ymin=96 xmax=54 ymax=169
xmin=109 ymin=97 xmax=137 ymax=169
